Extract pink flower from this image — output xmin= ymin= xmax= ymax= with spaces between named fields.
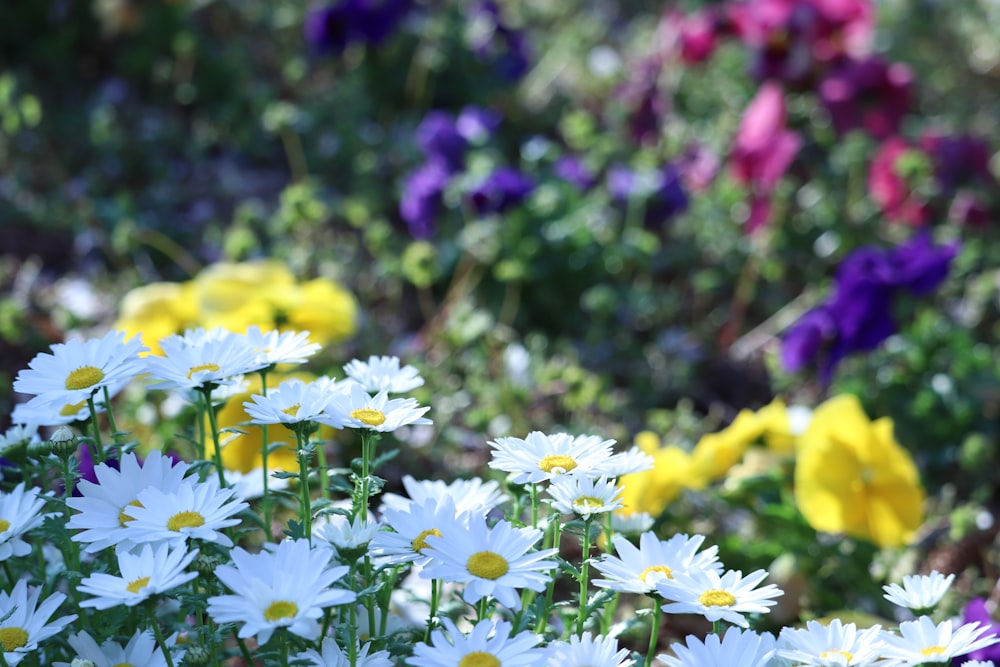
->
xmin=730 ymin=83 xmax=802 ymax=231
xmin=819 ymin=56 xmax=912 ymax=139
xmin=867 ymin=137 xmax=931 ymax=226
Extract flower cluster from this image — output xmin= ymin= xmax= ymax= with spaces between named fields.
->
xmin=1 ymin=321 xmax=998 ymax=665
xmin=782 ymin=232 xmax=958 ymax=379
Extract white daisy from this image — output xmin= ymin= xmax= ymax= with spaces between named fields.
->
xmin=125 ymin=478 xmax=248 ymax=548
xmin=882 ymin=570 xmax=956 ymax=611
xmin=880 ymin=616 xmax=1000 ymax=665
xmin=143 ymin=329 xmax=266 ymax=391
xmin=223 ymin=467 xmax=290 ymax=501
xmin=244 ymin=325 xmax=321 ymax=366
xmin=370 ymin=496 xmax=472 ymax=566
xmin=658 ymin=627 xmax=777 ymax=667
xmin=0 ymin=424 xmax=40 ymax=456
xmin=161 ymin=327 xmax=231 ymax=347
xmin=545 ymin=632 xmax=634 ymax=667
xmin=78 ymin=542 xmax=199 ymax=609
xmin=242 ymin=378 xmax=333 ymax=425
xmin=546 ymin=475 xmax=624 ymax=517
xmin=379 ymin=475 xmax=508 ymax=517
xmin=317 ymin=384 xmax=432 ymax=432
xmin=962 ymin=661 xmax=997 ymax=667
xmin=313 ymin=513 xmax=382 ymax=557
xmin=67 ymin=449 xmax=191 ymax=554
xmin=777 ymin=618 xmax=889 ymax=666
xmin=657 ymin=567 xmax=784 ymax=628
xmin=53 ymin=630 xmax=180 ymax=667
xmin=408 ymin=618 xmax=546 ymax=667
xmin=593 ymin=532 xmax=722 ymax=595
xmin=0 ymin=483 xmax=50 ymax=561
xmin=421 ymin=517 xmax=558 ymax=610
xmin=13 ymin=330 xmax=147 ymax=407
xmin=206 ymin=538 xmax=357 ymax=646
xmin=294 ymin=637 xmax=393 ymax=667
xmin=609 ymin=512 xmax=655 ymax=535
xmin=0 ymin=579 xmax=77 ymax=666
xmin=344 ymin=355 xmax=424 ymax=394
xmin=603 ymin=446 xmax=655 ymax=477
xmin=488 ymin=431 xmax=616 ymax=485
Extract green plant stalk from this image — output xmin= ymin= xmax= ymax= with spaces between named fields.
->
xmin=85 ymin=395 xmax=104 ymax=463
xmin=148 ymin=601 xmax=176 ymax=667
xmin=425 ymin=578 xmax=442 ymax=644
xmin=535 ymin=518 xmax=562 ymax=633
xmin=646 ymin=600 xmax=662 ymax=666
xmin=200 ymin=387 xmax=227 ymax=488
xmin=364 ymin=554 xmax=376 ymax=637
xmin=101 ymin=385 xmax=121 ymax=448
xmin=296 ymin=428 xmax=313 ymax=543
xmin=576 ymin=516 xmax=594 ymax=635
xmin=356 ymin=430 xmax=374 ymax=521
xmin=259 ymin=369 xmax=273 ymax=541
xmin=530 ymin=483 xmax=539 ymax=529
xmin=235 ymin=630 xmax=254 ymax=665
xmin=316 ymin=440 xmax=331 ymax=501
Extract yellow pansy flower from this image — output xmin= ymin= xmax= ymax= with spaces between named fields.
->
xmin=794 ymin=394 xmax=924 ymax=548
xmin=115 ymin=281 xmax=199 ymax=355
xmin=689 ymin=409 xmax=762 ymax=488
xmin=617 ymin=431 xmax=694 ymax=518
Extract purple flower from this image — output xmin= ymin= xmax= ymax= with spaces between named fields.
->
xmin=554 ymin=155 xmax=598 ymax=191
xmin=955 ymin=598 xmax=1000 ymax=664
xmin=457 ymin=106 xmax=502 ymax=142
xmin=782 ymin=233 xmax=958 ymax=378
xmin=468 ymin=1 xmax=531 ymax=81
xmin=607 ymin=164 xmax=688 ymax=228
xmin=416 ymin=112 xmax=468 ymax=174
xmin=921 ymin=132 xmax=995 ymax=193
xmin=467 ymin=167 xmax=535 ymax=215
xmin=819 ymin=56 xmax=912 ymax=140
xmin=400 ymin=161 xmax=450 ymax=238
xmin=304 ymin=0 xmax=413 ymax=55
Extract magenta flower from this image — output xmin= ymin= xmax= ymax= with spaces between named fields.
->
xmin=955 ymin=598 xmax=1000 ymax=664
xmin=729 ymin=82 xmax=801 ymax=231
xmin=868 ymin=136 xmax=932 ymax=226
xmin=819 ymin=56 xmax=912 ymax=139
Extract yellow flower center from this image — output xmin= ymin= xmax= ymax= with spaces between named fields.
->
xmin=820 ymin=649 xmax=854 ymax=660
xmin=118 ymin=500 xmax=144 ymax=527
xmin=572 ymin=495 xmax=604 ymax=510
xmin=282 ymin=404 xmax=301 ymax=417
xmin=412 ymin=528 xmax=442 ymax=554
xmin=920 ymin=646 xmax=946 ymax=657
xmin=167 ymin=510 xmax=205 ymax=531
xmin=639 ymin=565 xmax=673 ymax=582
xmin=699 ymin=589 xmax=736 ymax=607
xmin=59 ymin=400 xmax=87 ymax=416
xmin=126 ymin=576 xmax=151 ymax=594
xmin=538 ymin=455 xmax=577 ymax=474
xmin=65 ymin=365 xmax=104 ymax=391
xmin=0 ymin=519 xmax=10 ymax=534
xmin=112 ymin=663 xmax=136 ymax=667
xmin=264 ymin=600 xmax=299 ymax=622
xmin=459 ymin=652 xmax=500 ymax=667
xmin=186 ymin=363 xmax=220 ymax=379
xmin=466 ymin=551 xmax=509 ymax=580
xmin=0 ymin=627 xmax=28 ymax=651
xmin=350 ymin=408 xmax=386 ymax=426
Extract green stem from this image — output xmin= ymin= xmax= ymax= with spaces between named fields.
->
xmin=364 ymin=555 xmax=376 ymax=636
xmin=530 ymin=483 xmax=539 ymax=529
xmin=201 ymin=387 xmax=227 ymax=488
xmin=535 ymin=518 xmax=561 ymax=633
xmin=296 ymin=428 xmax=313 ymax=544
xmin=317 ymin=442 xmax=331 ymax=501
xmin=148 ymin=602 xmax=176 ymax=667
xmin=712 ymin=619 xmax=724 ymax=635
xmin=476 ymin=597 xmax=489 ymax=622
xmin=101 ymin=385 xmax=120 ymax=447
xmin=355 ymin=431 xmax=374 ymax=521
xmin=260 ymin=370 xmax=273 ymax=542
xmin=646 ymin=600 xmax=662 ymax=666
xmin=234 ymin=631 xmax=254 ymax=665
xmin=576 ymin=516 xmax=594 ymax=636
xmin=85 ymin=395 xmax=104 ymax=463
xmin=426 ymin=578 xmax=442 ymax=643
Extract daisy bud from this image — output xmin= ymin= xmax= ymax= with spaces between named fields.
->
xmin=182 ymin=644 xmax=212 ymax=666
xmin=48 ymin=426 xmax=78 ymax=457
xmin=192 ymin=552 xmax=226 ymax=575
xmin=71 ymin=660 xmax=97 ymax=667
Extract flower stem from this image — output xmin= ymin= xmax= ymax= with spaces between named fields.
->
xmin=646 ymin=600 xmax=662 ymax=666
xmin=576 ymin=516 xmax=594 ymax=635
xmin=535 ymin=518 xmax=562 ymax=633
xmin=259 ymin=369 xmax=273 ymax=541
xmin=295 ymin=428 xmax=313 ymax=544
xmin=200 ymin=387 xmax=227 ymax=489
xmin=148 ymin=602 xmax=176 ymax=667
xmin=426 ymin=578 xmax=442 ymax=643
xmin=85 ymin=395 xmax=104 ymax=463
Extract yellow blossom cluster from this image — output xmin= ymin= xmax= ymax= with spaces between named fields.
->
xmin=115 ymin=260 xmax=358 ymax=354
xmin=618 ymin=395 xmax=925 ymax=548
